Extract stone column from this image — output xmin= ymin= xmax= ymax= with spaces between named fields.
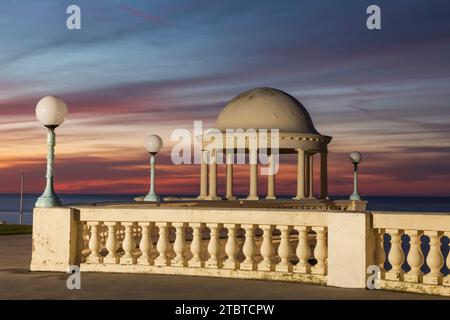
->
xmin=320 ymin=149 xmax=328 ymax=199
xmin=198 ymin=149 xmax=208 ymax=199
xmin=304 ymin=152 xmax=309 ymax=197
xmin=308 ymin=152 xmax=315 ymax=199
xmin=247 ymin=148 xmax=259 ymax=200
xmin=225 ymin=151 xmax=236 ymax=200
xmin=293 ymin=148 xmax=305 ymax=200
xmin=266 ymin=153 xmax=276 ymax=200
xmin=208 ymin=149 xmax=220 ymax=200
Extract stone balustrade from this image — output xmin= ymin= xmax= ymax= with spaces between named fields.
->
xmin=372 ymin=212 xmax=450 ymax=296
xmin=30 ymin=205 xmax=450 ymax=297
xmin=76 ymin=207 xmax=330 ymax=284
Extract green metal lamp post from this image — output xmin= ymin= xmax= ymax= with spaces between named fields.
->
xmin=35 ymin=96 xmax=68 ymax=208
xmin=349 ymin=151 xmax=362 ymax=201
xmin=144 ymin=134 xmax=163 ymax=202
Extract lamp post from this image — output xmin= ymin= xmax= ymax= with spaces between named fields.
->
xmin=349 ymin=151 xmax=362 ymax=201
xmin=144 ymin=134 xmax=163 ymax=202
xmin=35 ymin=96 xmax=68 ymax=208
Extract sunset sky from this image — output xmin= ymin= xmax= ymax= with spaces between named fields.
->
xmin=0 ymin=0 xmax=449 ymax=196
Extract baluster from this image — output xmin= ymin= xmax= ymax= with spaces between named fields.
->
xmin=154 ymin=222 xmax=171 ymax=266
xmin=120 ymin=222 xmax=136 ymax=264
xmin=206 ymin=224 xmax=222 ymax=268
xmin=241 ymin=224 xmax=257 ymax=270
xmin=259 ymin=225 xmax=275 ymax=271
xmin=103 ymin=222 xmax=118 ymax=264
xmin=188 ymin=223 xmax=205 ymax=268
xmin=312 ymin=226 xmax=327 ymax=275
xmin=87 ymin=222 xmax=101 ymax=264
xmin=276 ymin=225 xmax=293 ymax=272
xmin=77 ymin=222 xmax=86 ymax=263
xmin=223 ymin=224 xmax=240 ymax=270
xmin=404 ymin=230 xmax=424 ymax=283
xmin=423 ymin=231 xmax=444 ymax=285
xmin=172 ymin=222 xmax=187 ymax=267
xmin=385 ymin=229 xmax=405 ymax=281
xmin=138 ymin=222 xmax=154 ymax=265
xmin=374 ymin=229 xmax=386 ymax=274
xmin=445 ymin=232 xmax=450 ymax=287
xmin=294 ymin=226 xmax=311 ymax=274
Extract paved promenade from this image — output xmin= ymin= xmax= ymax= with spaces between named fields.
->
xmin=0 ymin=234 xmax=446 ymax=299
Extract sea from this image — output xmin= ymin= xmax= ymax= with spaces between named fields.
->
xmin=0 ymin=194 xmax=449 ymax=225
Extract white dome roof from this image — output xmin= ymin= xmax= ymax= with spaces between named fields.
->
xmin=215 ymin=87 xmax=319 ymax=134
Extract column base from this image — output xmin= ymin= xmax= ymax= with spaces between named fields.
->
xmin=226 ymin=196 xmax=237 ymax=200
xmin=197 ymin=195 xmax=208 ymax=200
xmin=206 ymin=196 xmax=222 ymax=200
xmin=246 ymin=196 xmax=259 ymax=201
xmin=188 ymin=260 xmax=205 ymax=268
xmin=223 ymin=261 xmax=240 ymax=270
xmin=275 ymin=264 xmax=293 ymax=273
xmin=292 ymin=196 xmax=305 ymax=200
xmin=265 ymin=196 xmax=276 ymax=200
xmin=35 ymin=195 xmax=62 ymax=208
xmin=103 ymin=256 xmax=119 ymax=265
xmin=258 ymin=262 xmax=275 ymax=272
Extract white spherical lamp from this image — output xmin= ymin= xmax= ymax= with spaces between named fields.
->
xmin=35 ymin=96 xmax=69 ymax=127
xmin=349 ymin=151 xmax=362 ymax=164
xmin=144 ymin=134 xmax=163 ymax=154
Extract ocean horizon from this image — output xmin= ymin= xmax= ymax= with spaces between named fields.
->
xmin=1 ymin=194 xmax=449 ymax=225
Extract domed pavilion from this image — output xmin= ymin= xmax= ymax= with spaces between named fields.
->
xmin=198 ymin=87 xmax=332 ymax=201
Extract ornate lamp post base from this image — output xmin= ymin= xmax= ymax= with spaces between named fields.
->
xmin=350 ymin=193 xmax=361 ymax=201
xmin=35 ymin=195 xmax=62 ymax=208
xmin=144 ymin=194 xmax=160 ymax=202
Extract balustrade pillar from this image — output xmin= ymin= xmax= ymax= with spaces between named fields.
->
xmin=223 ymin=224 xmax=240 ymax=270
xmin=155 ymin=222 xmax=171 ymax=266
xmin=188 ymin=223 xmax=205 ymax=268
xmin=103 ymin=222 xmax=119 ymax=264
xmin=171 ymin=222 xmax=187 ymax=267
xmin=259 ymin=225 xmax=275 ymax=271
xmin=294 ymin=226 xmax=311 ymax=274
xmin=138 ymin=222 xmax=154 ymax=265
xmin=423 ymin=231 xmax=444 ymax=285
xmin=276 ymin=225 xmax=293 ymax=272
xmin=120 ymin=222 xmax=136 ymax=264
xmin=206 ymin=224 xmax=223 ymax=268
xmin=374 ymin=229 xmax=386 ymax=272
xmin=241 ymin=224 xmax=257 ymax=270
xmin=78 ymin=222 xmax=86 ymax=263
xmin=87 ymin=222 xmax=101 ymax=264
xmin=445 ymin=232 xmax=450 ymax=287
xmin=385 ymin=229 xmax=405 ymax=281
xmin=312 ymin=226 xmax=327 ymax=275
xmin=404 ymin=230 xmax=424 ymax=283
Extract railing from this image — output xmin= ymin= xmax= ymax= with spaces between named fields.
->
xmin=30 ymin=206 xmax=450 ymax=297
xmin=372 ymin=212 xmax=450 ymax=296
xmin=77 ymin=207 xmax=329 ymax=284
